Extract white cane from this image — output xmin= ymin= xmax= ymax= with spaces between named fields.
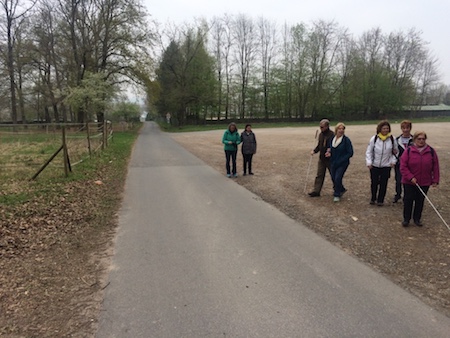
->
xmin=304 ymin=129 xmax=319 ymax=193
xmin=415 ymin=183 xmax=450 ymax=231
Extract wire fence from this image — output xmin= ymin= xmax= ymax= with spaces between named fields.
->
xmin=0 ymin=121 xmax=113 ymax=180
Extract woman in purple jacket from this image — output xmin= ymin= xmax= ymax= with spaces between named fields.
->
xmin=400 ymin=131 xmax=440 ymax=227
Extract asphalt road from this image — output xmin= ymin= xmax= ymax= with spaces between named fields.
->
xmin=96 ymin=122 xmax=450 ymax=337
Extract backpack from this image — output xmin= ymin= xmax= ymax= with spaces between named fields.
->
xmin=372 ymin=134 xmax=396 ymax=157
xmin=407 ymin=145 xmax=435 ymax=162
xmin=395 ymin=136 xmax=413 ymax=158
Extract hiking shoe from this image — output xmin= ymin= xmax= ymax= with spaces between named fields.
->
xmin=414 ymin=220 xmax=423 ymax=227
xmin=308 ymin=192 xmax=320 ymax=197
xmin=333 ymin=197 xmax=340 ymax=202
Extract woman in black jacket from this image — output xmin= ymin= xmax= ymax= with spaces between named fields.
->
xmin=240 ymin=124 xmax=257 ymax=175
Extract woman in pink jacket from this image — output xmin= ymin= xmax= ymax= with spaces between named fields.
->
xmin=400 ymin=131 xmax=440 ymax=227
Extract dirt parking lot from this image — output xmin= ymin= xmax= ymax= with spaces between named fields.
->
xmin=171 ymin=121 xmax=450 ymax=317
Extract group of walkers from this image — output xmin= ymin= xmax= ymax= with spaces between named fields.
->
xmin=222 ymin=119 xmax=440 ymax=227
xmin=222 ymin=122 xmax=257 ymax=178
xmin=308 ymin=119 xmax=440 ymax=227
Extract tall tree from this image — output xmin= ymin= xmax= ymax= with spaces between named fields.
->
xmin=233 ymin=14 xmax=256 ymax=119
xmin=156 ymin=25 xmax=217 ymax=125
xmin=257 ymin=17 xmax=277 ymax=119
xmin=0 ymin=0 xmax=34 ymax=123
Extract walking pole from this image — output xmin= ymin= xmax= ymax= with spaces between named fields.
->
xmin=304 ymin=129 xmax=319 ymax=193
xmin=416 ymin=183 xmax=450 ymax=231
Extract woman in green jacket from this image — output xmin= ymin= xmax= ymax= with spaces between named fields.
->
xmin=222 ymin=122 xmax=241 ymax=177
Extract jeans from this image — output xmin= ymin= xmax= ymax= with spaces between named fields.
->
xmin=225 ymin=150 xmax=237 ymax=175
xmin=331 ymin=164 xmax=349 ymax=197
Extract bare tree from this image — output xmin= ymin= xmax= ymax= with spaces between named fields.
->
xmin=232 ymin=14 xmax=256 ymax=119
xmin=257 ymin=16 xmax=277 ymax=119
xmin=304 ymin=20 xmax=342 ymax=118
xmin=0 ymin=0 xmax=35 ymax=123
xmin=210 ymin=16 xmax=224 ymax=120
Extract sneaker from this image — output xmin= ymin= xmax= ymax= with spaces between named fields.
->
xmin=393 ymin=195 xmax=401 ymax=203
xmin=308 ymin=192 xmax=320 ymax=197
xmin=340 ymin=188 xmax=347 ymax=197
xmin=377 ymin=202 xmax=384 ymax=207
xmin=370 ymin=200 xmax=375 ymax=205
xmin=226 ymin=174 xmax=231 ymax=178
xmin=402 ymin=220 xmax=409 ymax=227
xmin=243 ymin=173 xmax=247 ymax=176
xmin=414 ymin=220 xmax=423 ymax=227
xmin=333 ymin=197 xmax=340 ymax=202
xmin=249 ymin=172 xmax=254 ymax=175
xmin=233 ymin=174 xmax=238 ymax=178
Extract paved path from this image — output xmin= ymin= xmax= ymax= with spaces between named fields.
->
xmin=96 ymin=122 xmax=450 ymax=337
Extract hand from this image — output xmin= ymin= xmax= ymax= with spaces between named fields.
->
xmin=228 ymin=141 xmax=232 ymax=144
xmin=310 ymin=150 xmax=314 ymax=155
xmin=411 ymin=178 xmax=417 ymax=185
xmin=432 ymin=183 xmax=438 ymax=188
xmin=367 ymin=165 xmax=372 ymax=170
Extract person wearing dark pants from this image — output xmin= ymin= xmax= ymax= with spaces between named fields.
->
xmin=369 ymin=167 xmax=391 ymax=205
xmin=402 ymin=185 xmax=428 ymax=226
xmin=400 ymin=131 xmax=440 ymax=227
xmin=327 ymin=122 xmax=353 ymax=202
xmin=225 ymin=150 xmax=237 ymax=177
xmin=393 ymin=120 xmax=413 ymax=203
xmin=240 ymin=124 xmax=257 ymax=175
xmin=222 ymin=122 xmax=241 ymax=178
xmin=365 ymin=120 xmax=398 ymax=206
xmin=308 ymin=119 xmax=334 ymax=197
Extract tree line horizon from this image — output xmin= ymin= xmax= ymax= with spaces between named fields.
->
xmin=1 ymin=1 xmax=448 ymax=126
xmin=156 ymin=14 xmax=450 ymax=126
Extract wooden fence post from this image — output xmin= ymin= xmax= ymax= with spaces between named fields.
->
xmin=102 ymin=120 xmax=107 ymax=149
xmin=86 ymin=122 xmax=92 ymax=157
xmin=62 ymin=126 xmax=72 ymax=177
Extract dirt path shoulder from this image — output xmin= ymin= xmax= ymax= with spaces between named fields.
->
xmin=171 ymin=122 xmax=450 ymax=317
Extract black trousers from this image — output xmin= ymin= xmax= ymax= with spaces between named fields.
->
xmin=394 ymin=163 xmax=402 ymax=198
xmin=242 ymin=153 xmax=253 ymax=174
xmin=403 ymin=184 xmax=429 ymax=222
xmin=225 ymin=150 xmax=237 ymax=175
xmin=370 ymin=166 xmax=391 ymax=203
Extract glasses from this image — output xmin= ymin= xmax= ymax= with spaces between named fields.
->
xmin=416 ymin=138 xmax=426 ymax=140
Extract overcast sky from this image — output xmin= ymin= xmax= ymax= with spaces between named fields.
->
xmin=144 ymin=0 xmax=450 ymax=86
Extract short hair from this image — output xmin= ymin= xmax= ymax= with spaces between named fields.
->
xmin=244 ymin=124 xmax=252 ymax=129
xmin=228 ymin=122 xmax=237 ymax=131
xmin=413 ymin=131 xmax=427 ymax=141
xmin=319 ymin=119 xmax=330 ymax=126
xmin=335 ymin=122 xmax=346 ymax=133
xmin=376 ymin=120 xmax=391 ymax=134
xmin=400 ymin=120 xmax=412 ymax=129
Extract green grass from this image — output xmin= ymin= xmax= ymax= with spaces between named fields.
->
xmin=0 ymin=124 xmax=140 ymax=207
xmin=158 ymin=116 xmax=450 ymax=133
